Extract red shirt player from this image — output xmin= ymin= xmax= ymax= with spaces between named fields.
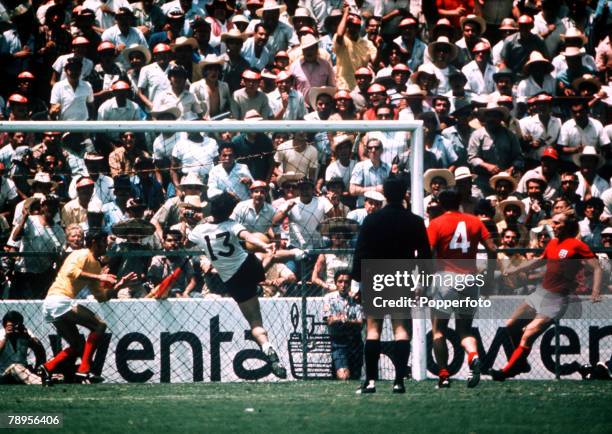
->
xmin=427 ymin=190 xmax=497 ymax=388
xmin=491 ymin=210 xmax=602 ymax=381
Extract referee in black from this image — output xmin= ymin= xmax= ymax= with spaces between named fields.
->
xmin=352 ymin=177 xmax=432 ymax=394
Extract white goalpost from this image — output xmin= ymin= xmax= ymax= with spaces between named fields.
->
xmin=0 ymin=119 xmax=426 ymax=381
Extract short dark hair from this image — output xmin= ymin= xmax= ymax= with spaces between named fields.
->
xmin=210 ymin=192 xmax=239 ymax=222
xmin=218 ymin=142 xmax=235 ymax=153
xmin=584 ymin=197 xmax=604 ymax=211
xmin=2 ymin=310 xmax=24 ymax=327
xmin=334 ymin=269 xmax=351 ymax=282
xmin=163 ymin=228 xmax=184 ymax=239
xmin=438 ymin=189 xmax=461 ymax=211
xmin=85 ymin=230 xmax=108 ymax=247
xmin=501 ymin=227 xmax=519 ymax=238
xmin=383 ymin=177 xmax=407 ymax=204
xmin=254 ymin=23 xmax=267 ymax=34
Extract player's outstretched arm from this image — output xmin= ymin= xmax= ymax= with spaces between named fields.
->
xmin=583 ymin=257 xmax=603 ymax=303
xmin=503 ymin=257 xmax=546 ymax=276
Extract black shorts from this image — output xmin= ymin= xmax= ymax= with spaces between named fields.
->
xmin=225 ymin=253 xmax=266 ymax=303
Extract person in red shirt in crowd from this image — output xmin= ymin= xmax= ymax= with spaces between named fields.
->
xmin=427 ymin=190 xmax=497 ymax=388
xmin=491 ymin=210 xmax=602 ymax=381
xmin=435 ymin=0 xmax=474 ymax=29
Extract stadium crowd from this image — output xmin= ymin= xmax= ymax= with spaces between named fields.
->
xmin=0 ymin=0 xmax=611 ymax=300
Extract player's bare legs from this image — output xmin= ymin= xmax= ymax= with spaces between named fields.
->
xmin=492 ymin=308 xmax=552 ymax=381
xmin=42 ymin=305 xmax=107 ymax=385
xmin=237 ymin=295 xmax=287 ymax=379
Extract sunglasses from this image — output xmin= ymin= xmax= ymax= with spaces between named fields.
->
xmin=367 ymin=146 xmax=382 ymax=151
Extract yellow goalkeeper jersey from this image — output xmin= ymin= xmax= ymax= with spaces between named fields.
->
xmin=46 ymin=249 xmax=102 ymax=299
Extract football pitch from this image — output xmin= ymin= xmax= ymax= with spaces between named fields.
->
xmin=2 ymin=380 xmax=611 ymax=433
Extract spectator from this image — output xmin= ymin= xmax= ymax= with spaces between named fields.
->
xmin=468 ymin=103 xmax=523 ymax=195
xmin=499 ymin=15 xmax=549 ymax=75
xmin=190 ymin=54 xmax=231 ymax=119
xmin=97 ymin=81 xmax=142 ymax=143
xmin=393 ymin=17 xmax=426 ymax=71
xmin=137 ymin=43 xmax=172 ymax=112
xmin=349 ymin=138 xmax=390 ymax=207
xmin=349 ymin=68 xmax=371 ymax=112
xmin=231 ymin=180 xmax=275 ymax=234
xmin=147 ymin=229 xmax=197 ymax=298
xmin=274 ymin=131 xmax=319 ymax=182
xmin=462 ymin=42 xmax=496 ymax=96
xmin=333 ymin=6 xmax=377 ymax=91
xmin=153 ymin=64 xmax=203 ymax=120
xmin=0 ymin=310 xmax=45 ymax=384
xmin=208 ymin=143 xmax=254 ymax=201
xmin=579 ymin=197 xmax=606 ymax=249
xmin=496 ymin=196 xmax=529 ymax=246
xmin=426 ymin=36 xmax=459 ymax=95
xmin=312 ymin=219 xmax=355 ymax=292
xmin=231 ymin=110 xmax=275 ymax=181
xmin=521 ymin=174 xmax=551 ymax=228
xmin=290 ymin=34 xmax=336 ymax=104
xmin=51 ymin=37 xmax=94 ymax=86
xmin=347 ymin=190 xmax=384 ymax=225
xmin=11 ymin=195 xmax=65 ymax=299
xmin=108 ymin=131 xmax=150 ymax=177
xmin=231 ymin=70 xmax=273 ymax=120
xmin=220 ymin=29 xmax=250 ymax=94
xmin=171 ymin=131 xmax=218 ymax=189
xmin=49 ymin=57 xmax=94 ymax=121
xmin=573 ymin=147 xmax=609 ymax=200
xmin=242 ymin=23 xmax=272 ymax=70
xmin=100 ymin=8 xmax=148 ymax=55
xmin=322 ymin=269 xmax=363 ymax=380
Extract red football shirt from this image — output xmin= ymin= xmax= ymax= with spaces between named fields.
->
xmin=427 ymin=211 xmax=490 ymax=273
xmin=542 ymin=237 xmax=595 ymax=294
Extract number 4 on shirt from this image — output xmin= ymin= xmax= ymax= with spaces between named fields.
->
xmin=449 ymin=221 xmax=470 ymax=253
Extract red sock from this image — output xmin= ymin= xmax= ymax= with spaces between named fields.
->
xmin=78 ymin=332 xmax=102 ymax=374
xmin=44 ymin=347 xmax=77 ymax=373
xmin=503 ymin=345 xmax=531 ymax=374
xmin=468 ymin=352 xmax=478 ymax=365
xmin=439 ymin=368 xmax=449 ymax=379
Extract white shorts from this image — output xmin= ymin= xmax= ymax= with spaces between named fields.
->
xmin=42 ymin=295 xmax=77 ymax=323
xmin=431 ymin=271 xmax=480 ymax=316
xmin=525 ymin=289 xmax=571 ymax=320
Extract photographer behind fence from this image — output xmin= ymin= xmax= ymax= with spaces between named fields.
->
xmin=0 ymin=310 xmax=45 ymax=385
xmin=323 ymin=269 xmax=363 ymax=381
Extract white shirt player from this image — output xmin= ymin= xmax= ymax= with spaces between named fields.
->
xmin=188 ymin=219 xmax=248 ymax=282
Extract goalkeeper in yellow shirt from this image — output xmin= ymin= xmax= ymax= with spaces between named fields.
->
xmin=38 ymin=231 xmax=136 ymax=385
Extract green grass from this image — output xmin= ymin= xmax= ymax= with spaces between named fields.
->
xmin=1 ymin=380 xmax=611 ymax=433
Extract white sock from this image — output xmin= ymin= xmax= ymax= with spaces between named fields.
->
xmin=262 ymin=342 xmax=272 ymax=353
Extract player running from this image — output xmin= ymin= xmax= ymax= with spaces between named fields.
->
xmin=490 ymin=210 xmax=602 ymax=381
xmin=188 ymin=192 xmax=287 ymax=379
xmin=427 ymin=190 xmax=497 ymax=388
xmin=39 ymin=231 xmax=137 ymax=386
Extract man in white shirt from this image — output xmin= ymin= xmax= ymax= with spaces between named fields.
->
xmin=462 ymin=42 xmax=496 ymax=96
xmin=49 ymin=57 xmax=94 ymax=121
xmin=97 ymin=80 xmax=142 ymax=140
xmin=207 ymin=143 xmax=254 ymax=201
xmin=268 ymin=71 xmax=306 ymax=120
xmin=51 ymin=37 xmax=94 ymax=85
xmin=153 ymin=65 xmax=202 ymax=120
xmin=325 ymin=135 xmax=356 ymax=191
xmin=101 ymin=7 xmax=148 ymax=60
xmin=349 ymin=138 xmax=390 ymax=207
xmin=558 ymin=101 xmax=610 ymax=170
xmin=272 ymin=177 xmax=333 ymax=249
xmin=138 ymin=43 xmax=172 ymax=111
xmin=518 ymin=93 xmax=561 ymax=167
xmin=171 ymin=131 xmax=218 ymax=188
xmin=231 ymin=180 xmax=276 ymax=234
